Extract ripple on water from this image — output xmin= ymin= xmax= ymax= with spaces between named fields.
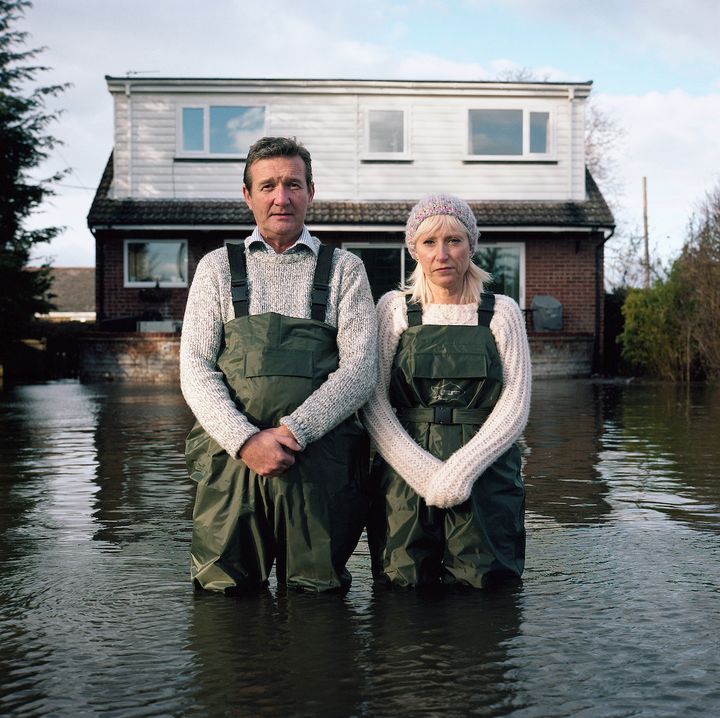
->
xmin=1 ymin=381 xmax=720 ymax=717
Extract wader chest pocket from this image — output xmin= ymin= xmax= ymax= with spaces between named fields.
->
xmin=412 ymin=352 xmax=488 ymax=379
xmin=244 ymin=349 xmax=314 ymax=378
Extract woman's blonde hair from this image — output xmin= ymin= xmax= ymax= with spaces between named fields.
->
xmin=403 ymin=214 xmax=491 ymax=305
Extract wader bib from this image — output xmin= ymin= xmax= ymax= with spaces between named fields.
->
xmin=371 ymin=294 xmax=525 ymax=588
xmin=185 ymin=244 xmax=368 ymax=593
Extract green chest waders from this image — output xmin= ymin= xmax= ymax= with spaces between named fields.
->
xmin=185 ymin=244 xmax=368 ymax=593
xmin=372 ymin=294 xmax=525 ymax=588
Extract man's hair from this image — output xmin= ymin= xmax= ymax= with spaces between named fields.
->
xmin=243 ymin=136 xmax=313 ymax=190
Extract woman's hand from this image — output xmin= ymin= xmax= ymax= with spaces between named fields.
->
xmin=424 ymin=468 xmax=473 ymax=508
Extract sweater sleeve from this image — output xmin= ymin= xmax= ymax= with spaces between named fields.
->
xmin=280 ymin=254 xmax=378 ymax=448
xmin=360 ymin=291 xmax=443 ymax=496
xmin=425 ymin=295 xmax=532 ymax=508
xmin=179 ymin=251 xmax=260 ymax=458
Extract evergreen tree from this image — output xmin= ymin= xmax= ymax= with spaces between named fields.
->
xmin=0 ymin=0 xmax=67 ymax=337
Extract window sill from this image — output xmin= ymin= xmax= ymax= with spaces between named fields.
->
xmin=174 ymin=156 xmax=246 ymax=163
xmin=463 ymin=156 xmax=557 ymax=165
xmin=125 ymin=283 xmax=188 ymax=290
xmin=361 ymin=156 xmax=414 ymax=164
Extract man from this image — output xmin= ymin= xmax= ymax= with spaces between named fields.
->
xmin=181 ymin=136 xmax=377 ymax=594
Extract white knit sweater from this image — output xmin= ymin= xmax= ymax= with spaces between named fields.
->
xmin=361 ymin=290 xmax=532 ymax=508
xmin=180 ymin=229 xmax=378 ymax=458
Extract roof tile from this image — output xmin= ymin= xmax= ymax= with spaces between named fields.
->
xmin=88 ymin=153 xmax=614 ymax=230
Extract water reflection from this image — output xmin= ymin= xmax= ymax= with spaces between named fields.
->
xmin=524 ymin=380 xmax=720 ymax=534
xmin=523 ymin=380 xmax=612 ymax=527
xmin=597 ymin=383 xmax=720 ymax=532
xmin=1 ymin=379 xmax=719 ymax=717
xmin=362 ymin=587 xmax=523 ymax=717
xmin=90 ymin=384 xmax=195 ymax=547
xmin=189 ymin=591 xmax=366 ymax=716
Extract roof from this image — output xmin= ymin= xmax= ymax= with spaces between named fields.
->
xmin=27 ymin=267 xmax=95 ymax=312
xmin=105 ymin=77 xmax=593 ymax=98
xmin=88 ymin=153 xmax=614 ymax=231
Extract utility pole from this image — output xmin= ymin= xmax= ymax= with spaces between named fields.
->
xmin=642 ymin=176 xmax=650 ymax=288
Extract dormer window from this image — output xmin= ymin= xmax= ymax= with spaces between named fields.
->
xmin=178 ymin=105 xmax=265 ymax=158
xmin=467 ymin=109 xmax=553 ymax=160
xmin=364 ymin=108 xmax=411 ymax=160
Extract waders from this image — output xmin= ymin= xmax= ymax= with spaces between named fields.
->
xmin=370 ymin=294 xmax=525 ymax=588
xmin=186 ymin=244 xmax=368 ymax=593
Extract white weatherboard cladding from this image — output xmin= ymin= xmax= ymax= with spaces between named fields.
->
xmin=111 ymin=92 xmax=130 ymax=197
xmin=110 ymin=84 xmax=588 ymax=202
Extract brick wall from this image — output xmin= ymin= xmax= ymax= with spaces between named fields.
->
xmin=529 ymin=335 xmax=594 ymax=377
xmin=79 ymin=333 xmax=180 ymax=383
xmin=525 ymin=233 xmax=602 ymax=335
xmin=77 ymin=332 xmax=594 ymax=382
xmin=95 ymin=229 xmax=605 ymax=342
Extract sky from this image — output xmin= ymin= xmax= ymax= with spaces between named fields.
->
xmin=18 ymin=0 xmax=720 ymax=271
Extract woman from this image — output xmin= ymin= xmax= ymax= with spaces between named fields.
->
xmin=363 ymin=194 xmax=531 ymax=589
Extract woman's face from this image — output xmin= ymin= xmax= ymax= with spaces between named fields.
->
xmin=414 ymin=217 xmax=472 ymax=298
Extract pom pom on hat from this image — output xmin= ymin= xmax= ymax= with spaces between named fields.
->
xmin=405 ymin=194 xmax=478 ymax=259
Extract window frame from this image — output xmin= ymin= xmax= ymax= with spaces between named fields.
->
xmin=176 ymin=103 xmax=267 ymax=159
xmin=123 ymin=239 xmax=189 ymax=288
xmin=465 ymin=108 xmax=555 ymax=162
xmin=342 ymin=241 xmax=412 ymax=297
xmin=474 ymin=241 xmax=526 ymax=308
xmin=362 ymin=107 xmax=412 ymax=161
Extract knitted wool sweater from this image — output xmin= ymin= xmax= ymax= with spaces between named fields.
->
xmin=361 ymin=290 xmax=532 ymax=508
xmin=180 ymin=228 xmax=378 ymax=458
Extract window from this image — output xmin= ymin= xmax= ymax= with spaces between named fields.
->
xmin=343 ymin=243 xmax=413 ymax=301
xmin=178 ymin=105 xmax=265 ymax=157
xmin=468 ymin=109 xmax=552 ymax=159
xmin=365 ymin=109 xmax=410 ymax=159
xmin=474 ymin=243 xmax=525 ymax=307
xmin=530 ymin=111 xmax=549 ymax=153
xmin=124 ymin=240 xmax=188 ymax=288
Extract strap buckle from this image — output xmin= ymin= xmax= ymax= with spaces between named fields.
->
xmin=231 ymin=280 xmax=248 ymax=303
xmin=311 ymin=285 xmax=329 ymax=306
xmin=433 ymin=405 xmax=453 ymax=425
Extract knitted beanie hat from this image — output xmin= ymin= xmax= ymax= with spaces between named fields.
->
xmin=405 ymin=194 xmax=478 ymax=259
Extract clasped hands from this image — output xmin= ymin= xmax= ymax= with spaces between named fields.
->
xmin=237 ymin=425 xmax=473 ymax=506
xmin=414 ymin=461 xmax=474 ymax=510
xmin=238 ymin=425 xmax=301 ymax=477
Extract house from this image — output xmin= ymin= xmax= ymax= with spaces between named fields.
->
xmin=87 ymin=77 xmax=614 ymax=379
xmin=4 ymin=267 xmax=96 ymax=383
xmin=37 ymin=267 xmax=96 ymax=322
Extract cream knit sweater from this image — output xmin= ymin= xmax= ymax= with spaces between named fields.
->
xmin=361 ymin=290 xmax=532 ymax=508
xmin=180 ymin=229 xmax=378 ymax=459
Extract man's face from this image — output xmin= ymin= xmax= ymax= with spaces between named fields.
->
xmin=242 ymin=156 xmax=314 ymax=250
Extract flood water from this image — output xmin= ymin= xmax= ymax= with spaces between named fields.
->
xmin=1 ymin=379 xmax=719 ymax=717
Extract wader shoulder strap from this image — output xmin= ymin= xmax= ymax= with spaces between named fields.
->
xmin=405 ymin=296 xmax=423 ymax=327
xmin=478 ymin=292 xmax=495 ymax=327
xmin=227 ymin=243 xmax=250 ymax=317
xmin=311 ymin=244 xmax=334 ymax=322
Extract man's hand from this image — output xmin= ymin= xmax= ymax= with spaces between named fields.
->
xmin=238 ymin=426 xmax=302 ymax=476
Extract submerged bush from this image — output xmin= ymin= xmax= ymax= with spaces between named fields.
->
xmin=619 ymin=184 xmax=720 ymax=382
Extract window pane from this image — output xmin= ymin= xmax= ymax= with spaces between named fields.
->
xmin=347 ymin=246 xmax=408 ymax=302
xmin=127 ymin=241 xmax=187 ymax=285
xmin=369 ymin=110 xmax=404 ymax=153
xmin=530 ymin=112 xmax=549 ymax=153
xmin=474 ymin=246 xmax=520 ymax=302
xmin=469 ymin=109 xmax=522 ymax=155
xmin=209 ymin=106 xmax=264 ymax=154
xmin=182 ymin=108 xmax=204 ymax=151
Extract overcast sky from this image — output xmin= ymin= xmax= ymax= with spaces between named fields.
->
xmin=20 ymin=0 xmax=720 ymax=269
